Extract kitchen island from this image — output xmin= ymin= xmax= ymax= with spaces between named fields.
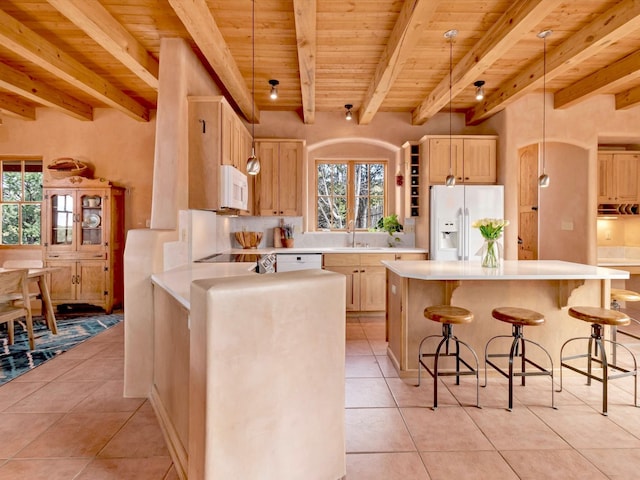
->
xmin=383 ymin=260 xmax=629 ymax=376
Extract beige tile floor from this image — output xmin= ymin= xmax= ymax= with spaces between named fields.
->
xmin=2 ymin=306 xmax=640 ymax=479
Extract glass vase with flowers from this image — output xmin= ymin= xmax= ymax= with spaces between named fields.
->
xmin=472 ymin=218 xmax=509 ymax=268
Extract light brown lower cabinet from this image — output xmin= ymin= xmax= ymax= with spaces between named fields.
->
xmin=323 ymin=252 xmax=427 ymax=312
xmin=47 ymin=259 xmax=107 ymax=306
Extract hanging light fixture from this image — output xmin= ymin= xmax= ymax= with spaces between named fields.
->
xmin=246 ymin=0 xmax=260 ymax=176
xmin=474 ymin=80 xmax=485 ymax=101
xmin=269 ymin=79 xmax=279 ymax=100
xmin=444 ymin=29 xmax=458 ymax=187
xmin=345 ymin=104 xmax=353 ymax=121
xmin=538 ymin=29 xmax=552 ymax=188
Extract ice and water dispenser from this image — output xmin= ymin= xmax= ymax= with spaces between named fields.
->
xmin=436 ymin=218 xmax=459 ymax=252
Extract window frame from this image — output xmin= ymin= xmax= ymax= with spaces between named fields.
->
xmin=315 ymin=159 xmax=387 ymax=231
xmin=0 ymin=156 xmax=43 ymax=247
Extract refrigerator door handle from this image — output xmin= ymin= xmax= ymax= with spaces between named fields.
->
xmin=464 ymin=207 xmax=470 ymax=260
xmin=456 ymin=208 xmax=464 ymax=260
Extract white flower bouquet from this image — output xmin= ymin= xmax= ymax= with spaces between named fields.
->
xmin=471 ymin=218 xmax=509 ymax=267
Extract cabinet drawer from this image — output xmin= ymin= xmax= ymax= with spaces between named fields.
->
xmin=323 ymin=253 xmax=361 ymax=266
xmin=46 ymin=252 xmax=107 ymax=261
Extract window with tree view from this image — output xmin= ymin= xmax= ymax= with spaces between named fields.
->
xmin=316 ymin=161 xmax=385 ymax=230
xmin=1 ymin=159 xmax=43 ymax=245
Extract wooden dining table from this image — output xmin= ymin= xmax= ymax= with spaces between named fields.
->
xmin=0 ymin=267 xmax=58 ymax=334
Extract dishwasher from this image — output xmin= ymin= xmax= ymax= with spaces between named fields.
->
xmin=276 ymin=253 xmax=323 ymax=272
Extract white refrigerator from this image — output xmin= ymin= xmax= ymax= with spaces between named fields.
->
xmin=430 ymin=185 xmax=504 ymax=261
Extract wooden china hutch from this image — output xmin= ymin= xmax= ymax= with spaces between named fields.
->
xmin=42 ymin=176 xmax=124 ymax=314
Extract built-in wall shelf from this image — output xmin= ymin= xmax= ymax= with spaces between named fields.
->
xmin=598 ymin=203 xmax=639 ymax=216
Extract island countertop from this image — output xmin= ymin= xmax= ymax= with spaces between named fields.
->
xmin=382 ymin=259 xmax=630 ymax=281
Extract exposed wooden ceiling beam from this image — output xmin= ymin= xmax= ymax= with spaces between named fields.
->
xmin=615 ymin=84 xmax=640 ymax=109
xmin=47 ymin=0 xmax=159 ymax=90
xmin=0 ymin=62 xmax=93 ymax=120
xmin=359 ymin=0 xmax=440 ymax=125
xmin=0 ymin=94 xmax=36 ymax=120
xmin=466 ymin=0 xmax=640 ymax=125
xmin=412 ymin=0 xmax=557 ymax=125
xmin=0 ymin=9 xmax=149 ymax=122
xmin=293 ymin=0 xmax=316 ymax=125
xmin=168 ymin=0 xmax=258 ymax=123
xmin=555 ymin=49 xmax=640 ymax=109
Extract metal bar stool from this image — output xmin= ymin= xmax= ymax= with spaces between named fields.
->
xmin=417 ymin=305 xmax=480 ymax=410
xmin=559 ymin=306 xmax=638 ymax=415
xmin=484 ymin=307 xmax=555 ymax=411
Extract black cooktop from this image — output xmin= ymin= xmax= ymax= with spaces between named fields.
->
xmin=196 ymin=252 xmax=264 ymax=263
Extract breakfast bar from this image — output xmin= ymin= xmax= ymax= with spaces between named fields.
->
xmin=383 ymin=260 xmax=630 ymax=376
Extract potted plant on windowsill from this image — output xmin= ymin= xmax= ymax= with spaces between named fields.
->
xmin=377 ymin=214 xmax=403 ymax=247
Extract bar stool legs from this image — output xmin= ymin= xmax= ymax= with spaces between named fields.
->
xmin=559 ymin=306 xmax=638 ymax=416
xmin=417 ymin=305 xmax=480 ymax=410
xmin=484 ymin=307 xmax=555 ymax=411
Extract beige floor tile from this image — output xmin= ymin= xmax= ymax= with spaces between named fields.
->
xmin=346 ymin=339 xmax=374 ymax=355
xmin=0 ymin=381 xmax=46 ymax=411
xmin=362 ymin=322 xmax=386 ymax=341
xmin=421 ymin=451 xmax=519 ymax=480
xmin=54 ymin=357 xmax=124 ymax=382
xmin=346 ymin=378 xmax=396 ymax=408
xmin=345 ymin=355 xmax=383 ymax=378
xmin=74 ymin=457 xmax=173 ymax=480
xmin=0 ymin=458 xmax=91 ymax=480
xmin=100 ymin=342 xmax=125 ymax=358
xmin=401 ymin=407 xmax=494 ymax=452
xmin=345 ymin=408 xmax=415 ymax=453
xmin=501 ymin=449 xmax=608 ymax=479
xmin=369 ymin=339 xmax=389 ymax=355
xmin=71 ymin=380 xmax=146 ymax=413
xmin=346 ymin=452 xmax=429 ymax=480
xmin=558 ymin=374 xmax=637 ymax=413
xmin=386 ymin=377 xmax=458 ymax=408
xmin=12 ymin=356 xmax=84 ymax=383
xmin=0 ymin=412 xmax=63 ymax=458
xmin=530 ymin=404 xmax=640 ymax=450
xmin=56 ymin=340 xmax=112 ymax=360
xmin=375 ymin=355 xmax=399 ymax=378
xmin=346 ymin=324 xmax=367 ymax=340
xmin=605 ymin=403 xmax=640 ymax=437
xmin=579 ymin=448 xmax=640 ymax=477
xmin=465 ymin=405 xmax=569 ymax=451
xmin=99 ymin=403 xmax=170 ymax=458
xmin=5 ymin=381 xmax=103 ymax=413
xmin=15 ymin=411 xmax=132 ymax=458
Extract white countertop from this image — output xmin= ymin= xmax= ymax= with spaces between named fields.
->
xmin=151 ymin=262 xmax=257 ymax=309
xmin=228 ymin=247 xmax=428 ymax=255
xmin=382 ymin=259 xmax=630 ymax=281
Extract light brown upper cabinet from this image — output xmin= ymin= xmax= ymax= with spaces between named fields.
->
xmin=427 ymin=136 xmax=497 ymax=184
xmin=598 ymin=152 xmax=640 ymax=204
xmin=254 ymin=139 xmax=304 ymax=216
xmin=187 ymin=96 xmax=253 ymax=213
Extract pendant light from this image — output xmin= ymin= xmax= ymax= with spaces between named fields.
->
xmin=269 ymin=79 xmax=279 ymax=100
xmin=246 ymin=0 xmax=260 ymax=175
xmin=344 ymin=104 xmax=353 ymax=121
xmin=538 ymin=29 xmax=552 ymax=188
xmin=444 ymin=29 xmax=457 ymax=187
xmin=474 ymin=80 xmax=485 ymax=101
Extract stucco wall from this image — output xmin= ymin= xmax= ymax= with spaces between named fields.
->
xmin=0 ymin=107 xmax=156 ymax=258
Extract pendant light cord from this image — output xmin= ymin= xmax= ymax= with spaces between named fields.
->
xmin=449 ymin=35 xmax=453 ymax=177
xmin=542 ymin=33 xmax=546 ymax=175
xmin=251 ymin=0 xmax=255 ymax=150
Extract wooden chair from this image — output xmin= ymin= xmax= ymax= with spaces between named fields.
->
xmin=0 ymin=269 xmax=35 ymax=350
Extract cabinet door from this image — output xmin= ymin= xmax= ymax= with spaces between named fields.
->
xmin=78 ymin=190 xmax=106 ymax=253
xmin=255 ymin=141 xmax=279 ymax=215
xmin=46 ymin=260 xmax=76 ymax=301
xmin=598 ymin=154 xmax=614 ymax=202
xmin=360 ymin=266 xmax=387 ymax=311
xmin=613 ymin=153 xmax=640 ymax=203
xmin=429 ymin=138 xmax=463 ymax=183
xmin=323 ymin=266 xmax=359 ymax=311
xmin=220 ymin=107 xmax=235 ymax=167
xmin=463 ymin=139 xmax=496 ymax=183
xmin=278 ymin=142 xmax=303 ymax=216
xmin=44 ymin=189 xmax=76 ymax=253
xmin=77 ymin=260 xmax=107 ymax=303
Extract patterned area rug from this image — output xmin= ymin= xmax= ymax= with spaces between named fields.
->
xmin=0 ymin=312 xmax=123 ymax=386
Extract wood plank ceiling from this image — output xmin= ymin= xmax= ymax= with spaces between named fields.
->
xmin=1 ymin=0 xmax=640 ymax=127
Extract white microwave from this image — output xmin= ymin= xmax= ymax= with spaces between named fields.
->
xmin=219 ymin=165 xmax=248 ymax=210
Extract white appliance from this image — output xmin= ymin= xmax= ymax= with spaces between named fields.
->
xmin=219 ymin=165 xmax=248 ymax=210
xmin=276 ymin=253 xmax=323 ymax=272
xmin=430 ymin=185 xmax=504 ymax=261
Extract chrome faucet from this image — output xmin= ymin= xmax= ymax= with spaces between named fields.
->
xmin=348 ymin=219 xmax=356 ymax=247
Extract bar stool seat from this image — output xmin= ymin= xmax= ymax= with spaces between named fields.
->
xmin=484 ymin=307 xmax=555 ymax=411
xmin=559 ymin=306 xmax=638 ymax=415
xmin=610 ymin=289 xmax=640 ymax=347
xmin=417 ymin=305 xmax=480 ymax=410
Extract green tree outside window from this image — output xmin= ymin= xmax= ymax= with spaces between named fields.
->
xmin=1 ymin=160 xmax=42 ymax=245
